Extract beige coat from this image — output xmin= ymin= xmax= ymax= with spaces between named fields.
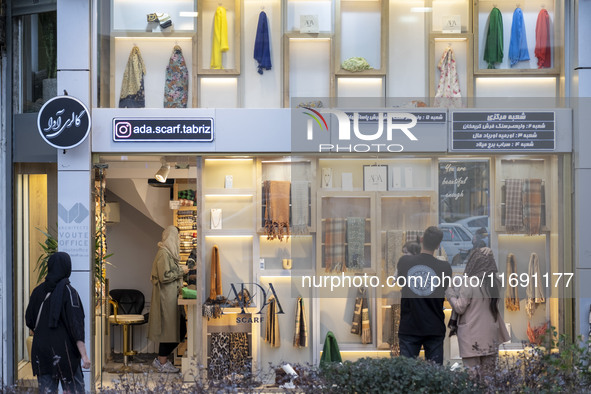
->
xmin=447 ymin=283 xmax=510 ymax=358
xmin=148 ymin=247 xmax=184 ymax=344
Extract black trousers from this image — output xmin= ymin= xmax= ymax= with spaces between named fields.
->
xmin=158 ymin=313 xmax=187 ymax=357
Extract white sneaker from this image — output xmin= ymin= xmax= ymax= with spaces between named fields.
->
xmin=152 ymin=358 xmax=180 ymax=373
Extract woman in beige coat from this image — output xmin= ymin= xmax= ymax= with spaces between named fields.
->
xmin=446 ymin=248 xmax=510 ymax=375
xmin=148 ymin=225 xmax=188 ymax=373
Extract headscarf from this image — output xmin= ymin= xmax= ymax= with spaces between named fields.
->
xmin=464 ymin=248 xmax=498 ymax=278
xmin=46 ymin=252 xmax=72 ymax=328
xmin=158 ymin=225 xmax=180 ymax=262
xmin=508 ymin=7 xmax=530 ymax=66
xmin=483 ymin=7 xmax=504 ymax=69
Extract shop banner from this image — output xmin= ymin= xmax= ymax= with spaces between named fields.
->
xmin=451 ymin=111 xmax=555 ymax=151
xmin=112 ymin=117 xmax=214 ymax=142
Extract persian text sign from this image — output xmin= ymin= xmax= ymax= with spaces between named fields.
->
xmin=451 ymin=111 xmax=555 ymax=151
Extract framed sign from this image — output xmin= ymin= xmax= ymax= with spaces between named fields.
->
xmin=363 ymin=165 xmax=388 ymax=191
xmin=300 ymin=15 xmax=319 ymax=33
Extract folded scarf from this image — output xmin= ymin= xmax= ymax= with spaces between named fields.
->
xmin=265 ymin=296 xmax=280 ymax=347
xmin=264 ymin=180 xmax=291 ymax=240
xmin=119 ymin=46 xmax=146 ymax=108
xmin=484 ymin=7 xmax=504 ymax=69
xmin=526 ymin=253 xmax=545 ymax=319
xmin=509 ymin=7 xmax=530 ymax=66
xmin=253 ymin=11 xmax=272 ymax=74
xmin=320 ymin=331 xmax=342 ymax=365
xmin=164 ymin=45 xmax=188 ymax=108
xmin=211 ymin=6 xmax=229 ymax=69
xmin=209 ymin=245 xmax=223 ymax=300
xmin=291 ymin=181 xmax=309 ymax=235
xmin=535 ymin=9 xmax=551 ymax=68
xmin=505 ymin=253 xmax=520 ymax=311
xmin=505 ymin=179 xmax=524 ymax=233
xmin=523 ymin=179 xmax=542 ymax=235
xmin=347 ymin=217 xmax=366 ymax=270
xmin=293 ymin=296 xmax=308 ymax=348
xmin=325 ymin=218 xmax=346 ymax=272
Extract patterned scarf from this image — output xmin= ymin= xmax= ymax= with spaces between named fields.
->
xmin=119 ymin=46 xmax=146 ymax=108
xmin=347 ymin=217 xmax=366 ymax=271
xmin=434 ymin=46 xmax=462 ymax=108
xmin=351 ymin=288 xmax=371 ymax=344
xmin=509 ymin=7 xmax=530 ymax=66
xmin=505 ymin=179 xmax=524 ymax=233
xmin=404 ymin=230 xmax=423 ymax=245
xmin=526 ymin=253 xmax=545 ymax=319
xmin=291 ymin=181 xmax=309 ymax=235
xmin=389 ymin=303 xmax=401 ymax=356
xmin=505 ymin=253 xmax=520 ymax=311
xmin=264 ymin=181 xmax=291 ymax=241
xmin=523 ymin=179 xmax=542 ymax=235
xmin=293 ymin=296 xmax=308 ymax=348
xmin=535 ymin=9 xmax=551 ymax=68
xmin=164 ymin=45 xmax=188 ymax=108
xmin=325 ymin=218 xmax=346 ymax=272
xmin=386 ymin=230 xmax=404 ymax=277
xmin=484 ymin=7 xmax=504 ymax=69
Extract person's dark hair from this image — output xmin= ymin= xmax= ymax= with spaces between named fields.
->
xmin=488 ymin=279 xmax=500 ymax=321
xmin=422 ymin=226 xmax=443 ymax=251
xmin=402 ymin=241 xmax=421 ymax=255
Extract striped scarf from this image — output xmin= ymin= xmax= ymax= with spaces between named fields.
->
xmin=293 ymin=296 xmax=308 ymax=348
xmin=505 ymin=179 xmax=524 ymax=233
xmin=523 ymin=179 xmax=542 ymax=235
xmin=505 ymin=253 xmax=520 ymax=311
xmin=325 ymin=218 xmax=346 ymax=272
xmin=347 ymin=217 xmax=366 ymax=270
xmin=265 ymin=297 xmax=280 ymax=347
xmin=526 ymin=253 xmax=545 ymax=318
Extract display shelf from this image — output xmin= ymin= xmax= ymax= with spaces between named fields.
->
xmin=473 ymin=0 xmax=561 ymax=74
xmin=173 ymin=206 xmax=198 ymax=261
xmin=285 ymin=0 xmax=334 ymax=33
xmin=111 ymin=0 xmax=197 ymax=32
xmin=197 ymin=0 xmax=241 ymax=74
xmin=430 ymin=0 xmax=472 ymax=33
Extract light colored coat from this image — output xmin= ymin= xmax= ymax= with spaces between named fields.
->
xmin=148 ymin=247 xmax=184 ymax=344
xmin=447 ymin=283 xmax=510 ymax=358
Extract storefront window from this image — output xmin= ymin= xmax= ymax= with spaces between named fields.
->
xmin=13 ymin=11 xmax=57 ymax=113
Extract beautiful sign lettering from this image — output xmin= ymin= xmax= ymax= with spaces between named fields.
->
xmin=37 ymin=96 xmax=91 ymax=149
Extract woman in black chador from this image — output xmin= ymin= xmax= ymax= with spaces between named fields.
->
xmin=25 ymin=252 xmax=90 ymax=393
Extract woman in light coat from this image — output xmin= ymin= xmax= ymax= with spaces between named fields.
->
xmin=148 ymin=225 xmax=188 ymax=373
xmin=446 ymin=248 xmax=510 ymax=374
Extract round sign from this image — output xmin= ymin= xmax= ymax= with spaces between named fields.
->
xmin=37 ymin=95 xmax=91 ymax=149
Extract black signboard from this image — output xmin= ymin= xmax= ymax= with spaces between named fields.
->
xmin=113 ymin=118 xmax=214 ymax=142
xmin=37 ymin=96 xmax=91 ymax=149
xmin=451 ymin=111 xmax=555 ymax=151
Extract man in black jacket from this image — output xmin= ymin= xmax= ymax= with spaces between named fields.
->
xmin=397 ymin=226 xmax=452 ymax=365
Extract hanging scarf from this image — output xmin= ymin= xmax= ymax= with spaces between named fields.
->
xmin=389 ymin=303 xmax=401 ymax=356
xmin=509 ymin=7 xmax=530 ymax=66
xmin=404 ymin=230 xmax=423 ymax=245
xmin=484 ymin=7 xmax=504 ymax=69
xmin=434 ymin=47 xmax=461 ymax=108
xmin=527 ymin=321 xmax=548 ymax=345
xmin=320 ymin=331 xmax=342 ymax=366
xmin=523 ymin=179 xmax=542 ymax=235
xmin=526 ymin=253 xmax=545 ymax=319
xmin=505 ymin=179 xmax=524 ymax=233
xmin=264 ymin=180 xmax=291 ymax=241
xmin=46 ymin=252 xmax=72 ymax=328
xmin=346 ymin=217 xmax=366 ymax=270
xmin=325 ymin=218 xmax=346 ymax=272
xmin=229 ymin=333 xmax=250 ymax=373
xmin=209 ymin=245 xmax=222 ymax=300
xmin=505 ymin=253 xmax=520 ymax=311
xmin=293 ymin=296 xmax=308 ymax=348
xmin=535 ymin=9 xmax=551 ymax=68
xmin=386 ymin=230 xmax=404 ymax=277
xmin=265 ymin=296 xmax=280 ymax=347
xmin=291 ymin=181 xmax=309 ymax=235
xmin=351 ymin=295 xmax=363 ymax=335
xmin=164 ymin=45 xmax=188 ymax=108
xmin=211 ymin=6 xmax=229 ymax=69
xmin=253 ymin=11 xmax=272 ymax=74
xmin=119 ymin=46 xmax=146 ymax=108
xmin=351 ymin=288 xmax=371 ymax=344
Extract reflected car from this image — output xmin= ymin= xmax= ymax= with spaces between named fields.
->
xmin=454 ymin=215 xmax=490 ymax=246
xmin=439 ymin=223 xmax=474 ymax=266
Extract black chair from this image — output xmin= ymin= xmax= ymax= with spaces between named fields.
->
xmin=109 ymin=289 xmax=147 ymax=367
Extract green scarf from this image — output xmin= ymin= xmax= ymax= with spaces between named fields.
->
xmin=320 ymin=331 xmax=342 ymax=366
xmin=484 ymin=7 xmax=504 ymax=69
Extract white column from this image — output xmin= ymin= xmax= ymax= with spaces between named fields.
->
xmin=57 ymin=0 xmax=93 ymax=389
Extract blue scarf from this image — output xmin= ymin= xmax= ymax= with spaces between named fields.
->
xmin=509 ymin=7 xmax=530 ymax=66
xmin=254 ymin=11 xmax=272 ymax=74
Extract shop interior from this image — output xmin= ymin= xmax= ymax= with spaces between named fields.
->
xmin=84 ymin=152 xmax=568 ymax=383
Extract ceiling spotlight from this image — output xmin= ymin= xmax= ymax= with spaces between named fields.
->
xmin=155 ymin=163 xmax=170 ymax=183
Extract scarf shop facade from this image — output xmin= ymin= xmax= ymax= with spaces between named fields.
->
xmin=4 ymin=0 xmax=591 ymax=390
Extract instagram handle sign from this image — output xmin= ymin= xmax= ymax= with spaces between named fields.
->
xmin=112 ymin=118 xmax=214 ymax=142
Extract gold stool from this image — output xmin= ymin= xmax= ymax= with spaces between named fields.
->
xmin=109 ymin=299 xmax=145 ymax=369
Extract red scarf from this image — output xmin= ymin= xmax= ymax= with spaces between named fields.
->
xmin=535 ymin=9 xmax=551 ymax=68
